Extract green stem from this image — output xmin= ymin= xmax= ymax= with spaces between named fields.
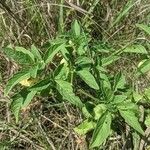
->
xmin=78 ymin=89 xmax=100 ymax=102
xmin=70 ymin=70 xmax=74 ymax=85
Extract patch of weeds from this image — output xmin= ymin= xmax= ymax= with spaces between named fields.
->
xmin=2 ymin=20 xmax=150 ymax=149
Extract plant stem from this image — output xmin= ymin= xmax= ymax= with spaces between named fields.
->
xmin=78 ymin=89 xmax=99 ymax=102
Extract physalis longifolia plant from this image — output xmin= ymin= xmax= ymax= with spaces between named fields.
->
xmin=3 ymin=20 xmax=148 ymax=148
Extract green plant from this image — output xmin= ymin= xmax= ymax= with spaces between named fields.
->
xmin=3 ymin=20 xmax=149 ymax=149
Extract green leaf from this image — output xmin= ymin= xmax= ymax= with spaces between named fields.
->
xmin=75 ymin=56 xmax=92 ymax=66
xmin=93 ymin=104 xmax=107 ymax=120
xmin=15 ymin=46 xmax=35 ymax=61
xmin=11 ymin=94 xmax=23 ymax=123
xmin=119 ymin=110 xmax=144 ymax=135
xmin=3 ymin=46 xmax=34 ymax=65
xmin=10 ymin=89 xmax=37 ymax=122
xmin=50 ymin=38 xmax=66 ymax=45
xmin=117 ymin=101 xmax=138 ymax=112
xmin=60 ymin=47 xmax=70 ymax=61
xmin=114 ymin=72 xmax=126 ymax=91
xmin=82 ymin=106 xmax=92 ymax=119
xmin=100 ymin=73 xmax=111 ymax=89
xmin=22 ymin=91 xmax=37 ymax=108
xmin=96 ymin=66 xmax=107 ymax=73
xmin=77 ymin=69 xmax=99 ymax=90
xmin=38 ymin=61 xmax=45 ymax=70
xmin=123 ymin=45 xmax=147 ymax=54
xmin=101 ymin=88 xmax=114 ymax=102
xmin=4 ymin=71 xmax=30 ymax=96
xmin=31 ymin=45 xmax=42 ymax=61
xmin=144 ymin=88 xmax=150 ymax=102
xmin=54 ymin=62 xmax=69 ymax=80
xmin=44 ymin=43 xmax=65 ymax=64
xmin=82 ymin=102 xmax=95 ymax=119
xmin=90 ymin=112 xmax=112 ymax=148
xmin=76 ymin=35 xmax=87 ymax=55
xmin=55 ymin=80 xmax=83 ymax=108
xmin=102 ymin=55 xmax=120 ymax=67
xmin=133 ymin=92 xmax=143 ymax=102
xmin=72 ymin=20 xmax=81 ymax=36
xmin=30 ymin=65 xmax=39 ymax=78
xmin=136 ymin=59 xmax=150 ymax=77
xmin=136 ymin=24 xmax=150 ymax=35
xmin=29 ymin=78 xmax=51 ymax=91
xmin=113 ymin=95 xmax=127 ymax=104
xmin=93 ymin=42 xmax=113 ymax=53
xmin=74 ymin=119 xmax=96 ymax=135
